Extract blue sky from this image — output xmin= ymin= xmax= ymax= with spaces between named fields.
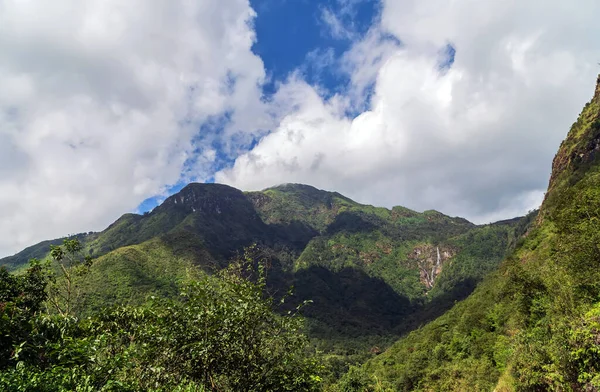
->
xmin=251 ymin=0 xmax=379 ymax=94
xmin=137 ymin=0 xmax=382 ymax=214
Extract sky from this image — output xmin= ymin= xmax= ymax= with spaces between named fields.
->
xmin=1 ymin=0 xmax=599 ymax=257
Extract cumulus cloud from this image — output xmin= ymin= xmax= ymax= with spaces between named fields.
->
xmin=0 ymin=0 xmax=266 ymax=256
xmin=217 ymin=0 xmax=600 ymax=223
xmin=4 ymin=0 xmax=600 ymax=257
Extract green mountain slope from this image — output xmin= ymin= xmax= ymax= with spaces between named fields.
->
xmin=2 ymin=183 xmax=523 ymax=306
xmin=85 ymin=183 xmax=280 ymax=261
xmin=1 ymin=179 xmax=531 ymax=382
xmin=247 ymin=184 xmax=532 ymax=342
xmin=360 ymin=76 xmax=600 ymax=391
xmin=78 ymin=234 xmax=206 ymax=314
xmin=249 ymin=183 xmax=522 ymax=304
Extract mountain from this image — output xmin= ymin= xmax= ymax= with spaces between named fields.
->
xmin=1 ymin=181 xmax=529 ymax=373
xmin=357 ymin=77 xmax=600 ymax=391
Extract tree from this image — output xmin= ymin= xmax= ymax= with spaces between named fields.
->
xmin=46 ymin=239 xmax=93 ymax=317
xmin=0 ymin=260 xmax=48 ymax=369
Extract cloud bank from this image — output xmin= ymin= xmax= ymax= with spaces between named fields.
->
xmin=2 ymin=0 xmax=600 ymax=257
xmin=217 ymin=0 xmax=600 ymax=223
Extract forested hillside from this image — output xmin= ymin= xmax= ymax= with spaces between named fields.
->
xmin=0 ymin=177 xmax=530 ymax=389
xmin=27 ymin=76 xmax=600 ymax=389
xmin=13 ymin=84 xmax=600 ymax=389
xmin=0 ymin=247 xmax=323 ymax=391
xmin=1 ymin=182 xmax=528 ymax=336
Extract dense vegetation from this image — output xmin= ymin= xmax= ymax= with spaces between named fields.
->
xmin=0 ymin=245 xmax=322 ymax=391
xmin=1 ymin=182 xmax=525 ymax=335
xmin=0 ymin=188 xmax=528 ymax=390
xmin=0 ymin=182 xmax=531 ymax=390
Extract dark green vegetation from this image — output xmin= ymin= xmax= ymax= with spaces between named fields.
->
xmin=0 ymin=247 xmax=322 ymax=391
xmin=356 ymin=76 xmax=600 ymax=391
xmin=1 ymin=181 xmax=527 ymax=362
xmin=1 ymin=175 xmax=530 ymax=389
xmin=1 ymin=183 xmax=527 ymax=323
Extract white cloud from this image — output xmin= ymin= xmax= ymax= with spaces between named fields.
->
xmin=217 ymin=0 xmax=600 ymax=223
xmin=0 ymin=0 xmax=266 ymax=256
xmin=320 ymin=0 xmax=378 ymax=40
xmin=3 ymin=0 xmax=600 ymax=257
xmin=321 ymin=8 xmax=355 ymax=41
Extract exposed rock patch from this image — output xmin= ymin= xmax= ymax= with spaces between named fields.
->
xmin=409 ymin=244 xmax=456 ymax=289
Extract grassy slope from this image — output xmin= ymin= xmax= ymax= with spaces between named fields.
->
xmin=79 ymin=235 xmax=205 ymax=314
xmin=362 ymin=76 xmax=600 ymax=391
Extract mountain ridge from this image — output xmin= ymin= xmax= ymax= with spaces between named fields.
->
xmin=1 ymin=182 xmax=484 ymax=270
xmin=1 ymin=181 xmax=529 ymax=310
xmin=3 ymin=73 xmax=599 ymax=390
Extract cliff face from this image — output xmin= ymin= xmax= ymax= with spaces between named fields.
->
xmin=545 ymin=75 xmax=600 ymax=205
xmin=409 ymin=244 xmax=456 ymax=289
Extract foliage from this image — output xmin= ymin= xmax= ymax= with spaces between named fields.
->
xmin=0 ymin=248 xmax=322 ymax=391
xmin=335 ymin=366 xmax=378 ymax=392
xmin=46 ymin=239 xmax=94 ymax=317
xmin=247 ymin=183 xmax=358 ymax=233
xmin=0 ymin=234 xmax=91 ymax=273
xmin=427 ymin=216 xmax=536 ymax=303
xmin=0 ymin=181 xmax=532 ymax=390
xmin=76 ymin=236 xmax=204 ymax=315
xmin=0 ymin=261 xmax=48 ymax=370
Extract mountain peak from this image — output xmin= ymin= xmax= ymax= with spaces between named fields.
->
xmin=265 ymin=183 xmax=339 ymax=199
xmin=263 ymin=183 xmax=359 ymax=206
xmin=267 ymin=183 xmax=321 ymax=192
xmin=159 ymin=183 xmax=246 ymax=214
